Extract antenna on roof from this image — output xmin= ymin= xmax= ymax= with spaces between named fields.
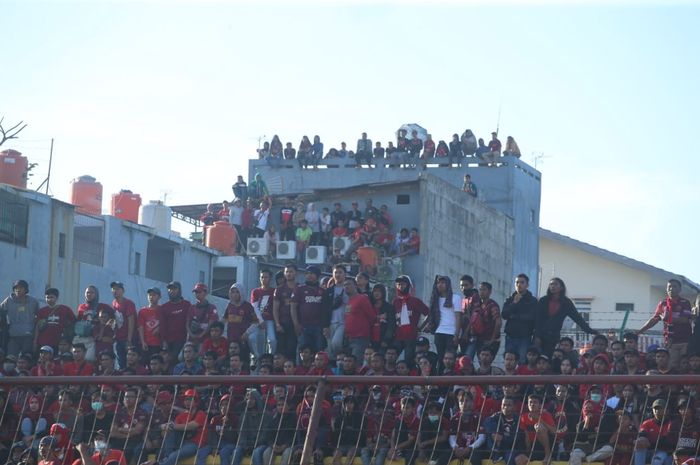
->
xmin=531 ymin=151 xmax=551 ymax=169
xmin=495 ymin=98 xmax=503 ymax=136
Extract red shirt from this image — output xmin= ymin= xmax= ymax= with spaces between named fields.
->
xmin=92 ymin=320 xmax=115 ymax=354
xmin=200 ymin=336 xmax=229 ymax=358
xmin=71 ymin=450 xmax=127 ymax=465
xmin=223 ymin=301 xmax=257 ymax=340
xmin=159 ymin=299 xmax=191 ymax=343
xmin=515 ymin=365 xmax=538 ymax=375
xmin=112 ymin=297 xmax=136 ymax=342
xmin=519 ymin=411 xmax=555 ymax=443
xmin=392 ymin=295 xmax=430 ymax=341
xmin=250 ymin=287 xmax=275 ymax=321
xmin=137 ymin=306 xmax=161 ymax=347
xmin=35 ymin=305 xmax=75 ymax=348
xmin=332 ymin=227 xmax=348 ymax=237
xmin=639 ymin=418 xmax=671 ymax=446
xmin=62 ymin=360 xmax=94 ymax=377
xmin=345 ymin=294 xmax=376 ymax=339
xmin=653 ymin=297 xmax=693 ymax=344
xmin=175 ymin=409 xmax=208 ymax=446
xmin=450 ymin=412 xmax=483 ymax=447
xmin=77 ymin=303 xmax=113 ymax=323
xmin=31 ymin=361 xmax=63 ymax=377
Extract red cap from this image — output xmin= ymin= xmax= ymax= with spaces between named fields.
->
xmin=183 ymin=388 xmax=199 ymax=399
xmin=220 ymin=394 xmax=231 ymax=405
xmin=192 ymin=283 xmax=208 ymax=293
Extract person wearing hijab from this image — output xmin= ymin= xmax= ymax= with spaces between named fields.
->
xmin=223 ymin=283 xmax=260 ymax=363
xmin=74 ymin=286 xmax=113 ymax=362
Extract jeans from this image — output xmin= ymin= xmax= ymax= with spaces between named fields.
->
xmin=434 ymin=333 xmax=455 ymax=371
xmin=247 ymin=325 xmax=263 ymax=361
xmin=347 ymin=337 xmax=369 ymax=361
xmin=634 ymin=450 xmax=672 ymax=465
xmin=196 ymin=444 xmax=236 ymax=465
xmin=232 ymin=445 xmax=267 ymax=465
xmin=159 ymin=441 xmax=198 ymax=465
xmin=394 ymin=340 xmax=417 ymax=369
xmin=265 ymin=320 xmax=277 ymax=355
xmin=277 ymin=322 xmax=297 ymax=361
xmin=328 ymin=322 xmax=345 ymax=360
xmin=505 ymin=336 xmax=532 ymax=364
xmin=7 ymin=335 xmax=33 ymax=358
xmin=361 ymin=446 xmax=388 ymax=465
xmin=299 ymin=326 xmax=325 ymax=354
xmin=262 ymin=446 xmax=294 ymax=465
xmin=115 ymin=340 xmax=128 ymax=370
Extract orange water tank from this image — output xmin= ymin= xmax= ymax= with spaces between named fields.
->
xmin=205 ymin=221 xmax=237 ymax=255
xmin=0 ymin=149 xmax=29 ymax=188
xmin=71 ymin=175 xmax=103 ymax=215
xmin=111 ymin=190 xmax=142 ymax=222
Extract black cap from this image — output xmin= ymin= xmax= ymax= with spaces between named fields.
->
xmin=166 ymin=281 xmax=182 ymax=290
xmin=305 ymin=266 xmax=322 ymax=276
xmin=526 ymin=346 xmax=541 ymax=355
xmin=147 ymin=287 xmax=161 ymax=296
xmin=12 ymin=280 xmax=28 ymax=291
xmin=110 ymin=281 xmax=124 ymax=290
xmin=416 ymin=336 xmax=430 ymax=346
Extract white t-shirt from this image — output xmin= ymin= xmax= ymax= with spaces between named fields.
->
xmin=435 ymin=294 xmax=463 ymax=335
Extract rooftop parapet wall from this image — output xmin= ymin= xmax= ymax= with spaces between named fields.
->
xmin=419 ymin=174 xmax=515 ymax=304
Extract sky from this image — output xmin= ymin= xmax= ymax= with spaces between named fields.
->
xmin=3 ymin=1 xmax=699 ymax=283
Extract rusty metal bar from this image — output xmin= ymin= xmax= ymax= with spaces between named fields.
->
xmin=300 ymin=379 xmax=326 ymax=465
xmin=0 ymin=374 xmax=696 ymax=387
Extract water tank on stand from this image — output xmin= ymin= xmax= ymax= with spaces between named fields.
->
xmin=70 ymin=175 xmax=103 ymax=215
xmin=111 ymin=190 xmax=142 ymax=222
xmin=0 ymin=149 xmax=29 ymax=188
xmin=139 ymin=200 xmax=172 ymax=234
xmin=205 ymin=221 xmax=237 ymax=256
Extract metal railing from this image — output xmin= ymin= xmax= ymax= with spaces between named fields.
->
xmin=1 ymin=374 xmax=697 ymax=465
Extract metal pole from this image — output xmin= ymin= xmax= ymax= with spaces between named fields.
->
xmin=46 ymin=138 xmax=53 ymax=195
xmin=300 ymin=379 xmax=326 ymax=465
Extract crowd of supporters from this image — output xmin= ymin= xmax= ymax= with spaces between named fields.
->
xmin=0 ymin=274 xmax=699 ymax=465
xmin=255 ymin=130 xmax=522 ymax=170
xmin=202 ymin=179 xmax=421 ymax=272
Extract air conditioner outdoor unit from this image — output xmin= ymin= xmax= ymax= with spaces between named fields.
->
xmin=247 ymin=237 xmax=268 ymax=256
xmin=332 ymin=236 xmax=351 ymax=255
xmin=276 ymin=241 xmax=296 ymax=260
xmin=305 ymin=246 xmax=327 ymax=264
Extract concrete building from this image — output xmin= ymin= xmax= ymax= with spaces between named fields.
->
xmin=539 ymin=227 xmax=700 ymax=349
xmin=0 ymin=184 xmax=226 ymax=311
xmin=245 ymin=154 xmax=541 ymax=301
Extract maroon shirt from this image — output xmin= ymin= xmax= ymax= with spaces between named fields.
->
xmin=251 ymin=287 xmax=275 ymax=321
xmin=223 ymin=301 xmax=257 ymax=340
xmin=273 ymin=284 xmax=295 ymax=325
xmin=35 ymin=304 xmax=75 ymax=348
xmin=160 ymin=298 xmax=191 ymax=343
xmin=292 ymin=285 xmax=325 ymax=327
xmin=653 ymin=297 xmax=694 ymax=345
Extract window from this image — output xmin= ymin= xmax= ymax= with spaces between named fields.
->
xmin=616 ymin=303 xmax=634 ymax=312
xmin=73 ymin=214 xmax=105 ymax=266
xmin=530 ymin=209 xmax=536 ymax=224
xmin=0 ymin=194 xmax=29 ymax=247
xmin=567 ymin=298 xmax=593 ymax=346
xmin=58 ymin=233 xmax=66 ymax=258
xmin=145 ymin=238 xmax=174 ymax=283
xmin=133 ymin=252 xmax=141 ymax=276
xmin=396 ymin=194 xmax=410 ymax=205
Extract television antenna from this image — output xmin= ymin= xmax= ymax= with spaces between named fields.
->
xmin=531 ymin=151 xmax=551 ymax=169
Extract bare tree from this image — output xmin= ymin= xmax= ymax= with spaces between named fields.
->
xmin=0 ymin=117 xmax=28 ymax=147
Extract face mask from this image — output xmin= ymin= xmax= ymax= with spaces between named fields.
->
xmin=3 ymin=363 xmax=15 ymax=372
xmin=372 ymin=392 xmax=382 ymax=401
xmin=94 ymin=440 xmax=107 ymax=453
xmin=91 ymin=401 xmax=103 ymax=411
xmin=428 ymin=415 xmax=439 ymax=422
xmin=590 ymin=394 xmax=602 ymax=403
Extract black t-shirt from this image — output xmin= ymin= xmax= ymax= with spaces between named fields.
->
xmin=292 ymin=285 xmax=325 ymax=327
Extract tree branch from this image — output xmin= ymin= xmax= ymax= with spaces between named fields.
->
xmin=0 ymin=118 xmax=28 ymax=147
